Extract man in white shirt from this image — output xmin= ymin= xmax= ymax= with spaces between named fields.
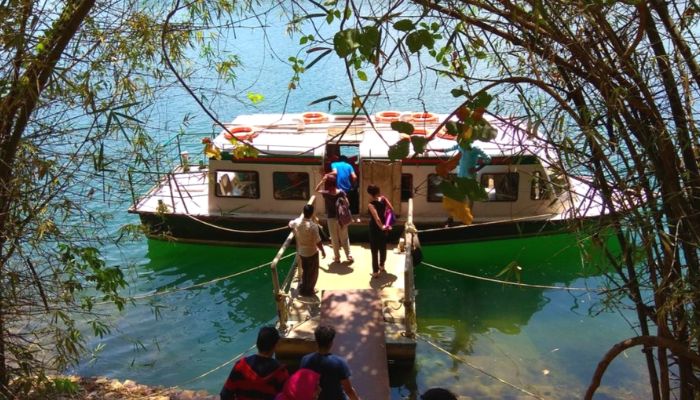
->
xmin=289 ymin=205 xmax=326 ymax=296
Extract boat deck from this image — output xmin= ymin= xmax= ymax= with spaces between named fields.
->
xmin=276 ymin=242 xmax=416 ymax=365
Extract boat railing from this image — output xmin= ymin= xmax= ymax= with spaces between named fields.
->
xmin=270 ymin=195 xmax=316 ymax=332
xmin=402 ymin=198 xmax=418 ymax=338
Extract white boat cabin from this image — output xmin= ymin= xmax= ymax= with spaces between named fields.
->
xmin=206 ymin=112 xmax=571 ymax=225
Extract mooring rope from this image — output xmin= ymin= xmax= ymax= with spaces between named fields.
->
xmin=417 ymin=333 xmax=545 ymax=400
xmin=185 ymin=213 xmax=291 ymax=234
xmin=168 ymin=317 xmax=315 ymax=391
xmin=420 ymin=261 xmax=603 ymax=292
xmin=94 ymin=253 xmax=296 ymax=305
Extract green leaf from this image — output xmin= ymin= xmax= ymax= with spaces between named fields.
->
xmin=246 ymin=92 xmax=264 ymax=104
xmin=388 ymin=140 xmax=410 ymax=160
xmin=406 ymin=31 xmax=423 ymax=53
xmin=394 ymin=19 xmax=415 ymax=32
xmin=438 ymin=180 xmax=465 ymax=201
xmin=305 ymin=49 xmax=333 ymax=70
xmin=300 ymin=36 xmax=308 ymax=45
xmin=445 ymin=121 xmax=460 ymax=135
xmin=308 ymin=95 xmax=338 ymax=106
xmin=471 ymin=91 xmax=493 ymax=109
xmin=451 ymin=87 xmax=468 ymax=97
xmin=455 ymin=177 xmax=487 ymax=201
xmin=411 ymin=135 xmax=429 ymax=154
xmin=333 ymin=29 xmax=360 ymax=58
xmin=357 ymin=70 xmax=367 ymax=81
xmin=390 ymin=121 xmax=414 ymax=134
xmin=326 ymin=11 xmax=334 ymax=24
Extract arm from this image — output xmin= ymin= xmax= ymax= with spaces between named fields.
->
xmin=316 ymin=240 xmax=326 ymax=258
xmin=315 ymin=175 xmax=326 ymax=192
xmin=341 ymin=378 xmax=360 ymax=400
xmin=368 ymin=203 xmax=384 ymax=228
xmin=381 ymin=196 xmax=394 ymax=211
xmin=350 ymin=171 xmax=357 ymax=184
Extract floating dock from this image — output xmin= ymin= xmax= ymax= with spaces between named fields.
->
xmin=267 ymin=197 xmax=419 ymax=399
xmin=274 ymin=243 xmax=415 ymax=400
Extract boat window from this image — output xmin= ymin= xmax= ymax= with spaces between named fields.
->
xmin=530 ymin=171 xmax=551 ymax=200
xmin=273 ymin=172 xmax=310 ymax=200
xmin=401 ymin=174 xmax=413 ymax=201
xmin=427 ymin=174 xmax=455 ymax=202
xmin=480 ymin=173 xmax=519 ymax=202
xmin=215 ymin=171 xmax=259 ymax=198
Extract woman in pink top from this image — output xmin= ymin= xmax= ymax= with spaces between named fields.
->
xmin=275 ymin=368 xmax=321 ymax=400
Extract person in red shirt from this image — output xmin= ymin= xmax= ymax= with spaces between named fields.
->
xmin=220 ymin=326 xmax=289 ymax=400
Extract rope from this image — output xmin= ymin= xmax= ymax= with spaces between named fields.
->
xmin=95 ymin=253 xmax=296 ymax=305
xmin=420 ymin=261 xmax=602 ymax=292
xmin=161 ymin=317 xmax=315 ymax=394
xmin=185 ymin=213 xmax=292 ymax=234
xmin=417 ymin=333 xmax=545 ymax=400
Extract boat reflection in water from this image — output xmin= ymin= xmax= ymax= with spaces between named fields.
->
xmin=405 ymin=232 xmax=650 ymax=399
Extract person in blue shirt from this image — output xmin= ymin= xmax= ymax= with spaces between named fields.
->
xmin=436 ymin=144 xmax=491 ymax=179
xmin=329 ymin=155 xmax=358 ymax=214
xmin=300 ymin=325 xmax=360 ymax=400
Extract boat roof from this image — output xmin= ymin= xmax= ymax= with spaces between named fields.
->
xmin=212 ymin=113 xmax=552 ymax=162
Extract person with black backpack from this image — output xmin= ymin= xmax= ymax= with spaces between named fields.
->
xmin=315 ymin=175 xmax=354 ymax=264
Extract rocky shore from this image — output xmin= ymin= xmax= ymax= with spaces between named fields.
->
xmin=55 ymin=376 xmax=218 ymax=400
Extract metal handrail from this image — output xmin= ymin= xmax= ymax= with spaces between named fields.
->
xmin=270 ymin=195 xmax=316 ymax=332
xmin=403 ymin=198 xmax=418 ymax=338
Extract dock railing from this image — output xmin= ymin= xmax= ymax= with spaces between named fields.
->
xmin=270 ymin=195 xmax=316 ymax=332
xmin=403 ymin=198 xmax=418 ymax=338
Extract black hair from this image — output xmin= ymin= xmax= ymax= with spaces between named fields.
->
xmin=338 ymin=155 xmax=348 ymax=162
xmin=303 ymin=204 xmax=314 ymax=218
xmin=366 ymin=184 xmax=380 ymax=197
xmin=421 ymin=388 xmax=457 ymax=400
xmin=314 ymin=325 xmax=336 ymax=349
xmin=256 ymin=326 xmax=280 ymax=353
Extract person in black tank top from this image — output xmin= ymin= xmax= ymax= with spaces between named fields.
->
xmin=367 ymin=184 xmax=391 ymax=278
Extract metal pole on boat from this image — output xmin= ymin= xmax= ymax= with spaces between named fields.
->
xmin=403 ymin=198 xmax=417 ymax=338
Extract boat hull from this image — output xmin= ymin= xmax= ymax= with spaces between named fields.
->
xmin=132 ymin=210 xmax=603 ymax=246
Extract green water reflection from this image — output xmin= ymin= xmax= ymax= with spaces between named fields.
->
xmin=75 ymin=234 xmax=649 ymax=399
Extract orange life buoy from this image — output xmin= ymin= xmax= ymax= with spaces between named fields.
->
xmin=375 ymin=111 xmax=402 ymax=123
xmin=302 ymin=112 xmax=329 ymax=124
xmin=436 ymin=130 xmax=457 ymax=140
xmin=412 ymin=129 xmax=428 ymax=135
xmin=410 ymin=112 xmax=439 ymax=123
xmin=224 ymin=126 xmax=258 ymax=141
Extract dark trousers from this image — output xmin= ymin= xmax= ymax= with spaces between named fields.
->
xmin=369 ymin=232 xmax=387 ymax=273
xmin=299 ymin=253 xmax=319 ymax=296
xmin=348 ymin=188 xmax=359 ymax=214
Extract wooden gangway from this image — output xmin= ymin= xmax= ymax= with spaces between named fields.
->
xmin=269 ymin=197 xmax=419 ymax=399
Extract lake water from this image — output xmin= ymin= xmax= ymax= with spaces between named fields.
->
xmin=71 ymin=12 xmax=649 ymax=399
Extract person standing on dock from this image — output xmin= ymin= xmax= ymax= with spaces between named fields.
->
xmin=367 ymin=184 xmax=392 ymax=278
xmin=316 ymin=175 xmax=353 ymax=264
xmin=289 ymin=204 xmax=326 ymax=297
xmin=300 ymin=325 xmax=360 ymax=400
xmin=220 ymin=326 xmax=289 ymax=400
xmin=329 ymin=155 xmax=359 ymax=215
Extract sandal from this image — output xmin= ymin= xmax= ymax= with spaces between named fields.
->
xmin=333 ymin=257 xmax=341 ymax=263
xmin=347 ymin=256 xmax=354 ymax=263
xmin=371 ymin=272 xmax=380 ymax=278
